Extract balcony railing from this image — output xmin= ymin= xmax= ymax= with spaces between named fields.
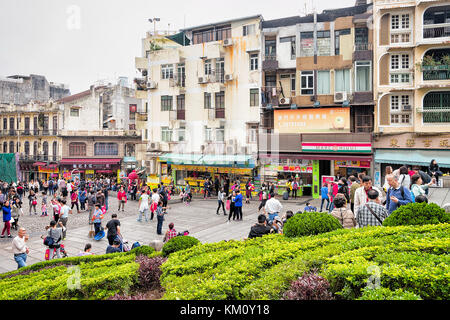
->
xmin=422 ymin=65 xmax=450 ymax=81
xmin=261 ymin=86 xmax=282 ymax=108
xmin=0 ymin=130 xmax=61 ymax=137
xmin=60 ymin=130 xmax=140 ymax=137
xmin=354 ymin=43 xmax=372 ymax=51
xmin=423 ymin=24 xmax=450 ymax=39
xmin=19 ymin=154 xmax=62 ymax=162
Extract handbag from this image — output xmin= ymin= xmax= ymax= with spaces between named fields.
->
xmin=226 ymin=199 xmax=230 ymax=210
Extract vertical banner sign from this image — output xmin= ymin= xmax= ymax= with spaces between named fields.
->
xmin=312 ymin=160 xmax=320 ymax=199
xmin=117 ymin=169 xmax=121 ymax=184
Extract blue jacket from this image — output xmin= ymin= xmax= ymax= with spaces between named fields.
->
xmin=321 ymin=187 xmax=329 ymax=199
xmin=386 ymin=186 xmax=413 ymax=214
xmin=2 ymin=206 xmax=11 ymax=222
xmin=234 ymin=194 xmax=243 ymax=207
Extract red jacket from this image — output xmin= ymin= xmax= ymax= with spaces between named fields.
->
xmin=118 ymin=191 xmax=127 ymax=202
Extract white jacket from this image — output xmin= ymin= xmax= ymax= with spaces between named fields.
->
xmin=354 ymin=186 xmax=384 ymax=216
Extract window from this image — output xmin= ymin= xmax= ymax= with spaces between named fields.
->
xmin=355 ymin=28 xmax=369 ymax=48
xmin=177 ymin=94 xmax=185 ymax=110
xmin=250 ymin=89 xmax=259 ymax=106
xmin=423 ymin=91 xmax=450 ymax=123
xmin=335 ymin=29 xmax=351 ymax=55
xmin=300 ymin=32 xmax=314 ymax=57
xmin=161 ymin=64 xmax=174 ymax=79
xmin=215 ymin=91 xmax=225 ymax=109
xmin=161 ymin=127 xmax=172 ymax=142
xmin=52 ymin=116 xmax=58 ymax=134
xmin=3 ymin=118 xmax=6 ymax=130
xmin=250 ymin=53 xmax=258 ymax=71
xmin=216 ymin=126 xmax=225 ymax=142
xmin=390 ymin=54 xmax=411 ymax=84
xmin=301 ymin=71 xmax=314 ymax=95
xmin=69 ymin=143 xmax=87 ymax=156
xmin=94 ymin=143 xmax=118 ymax=156
xmin=24 ymin=117 xmax=30 ymax=134
xmin=3 ymin=142 xmax=7 ymax=153
xmin=355 ymin=61 xmax=371 ymax=92
xmin=204 ymin=92 xmax=212 ymax=109
xmin=161 ymin=96 xmax=173 ymax=111
xmin=205 ymin=127 xmax=213 ymax=142
xmin=390 ymin=13 xmax=411 ymax=43
xmin=423 ymin=5 xmax=450 ymax=38
xmin=9 ymin=141 xmax=14 ymax=154
xmin=52 ymin=141 xmax=58 ymax=160
xmin=70 ymin=108 xmax=79 ymax=117
xmin=280 ymin=36 xmax=296 ymax=60
xmin=335 ymin=69 xmax=351 ymax=93
xmin=391 ymin=14 xmax=400 ymax=29
xmin=247 ymin=124 xmax=258 ymax=144
xmin=243 ymin=24 xmax=255 ymax=36
xmin=265 ymin=39 xmax=276 ymax=57
xmin=178 ymin=126 xmax=186 ymax=142
xmin=290 ymin=74 xmax=296 ymax=94
xmin=33 ymin=141 xmax=38 ymax=156
xmin=204 ymin=60 xmax=212 ymax=75
xmin=216 ymin=58 xmax=225 ymax=83
xmin=24 ymin=141 xmax=30 ymax=156
xmin=390 ymin=94 xmax=412 ymax=125
xmin=317 ymin=71 xmax=330 ymax=95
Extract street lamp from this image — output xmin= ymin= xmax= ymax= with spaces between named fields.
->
xmin=148 ymin=17 xmax=160 ymax=35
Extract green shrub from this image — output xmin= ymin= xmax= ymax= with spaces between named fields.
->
xmin=383 ymin=203 xmax=450 ymax=227
xmin=130 ymin=245 xmax=155 ymax=257
xmin=358 ymin=287 xmax=422 ymax=300
xmin=283 ymin=212 xmax=343 ymax=237
xmin=162 ymin=236 xmax=200 ymax=257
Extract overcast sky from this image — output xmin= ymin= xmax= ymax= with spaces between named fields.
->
xmin=0 ymin=0 xmax=355 ymax=94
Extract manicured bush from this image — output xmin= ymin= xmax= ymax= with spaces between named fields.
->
xmin=130 ymin=245 xmax=156 ymax=257
xmin=136 ymin=255 xmax=167 ymax=290
xmin=358 ymin=287 xmax=422 ymax=300
xmin=283 ymin=211 xmax=343 ymax=237
xmin=383 ymin=202 xmax=450 ymax=227
xmin=161 ymin=236 xmax=200 ymax=257
xmin=160 ymin=224 xmax=450 ymax=300
xmin=282 ymin=272 xmax=334 ymax=300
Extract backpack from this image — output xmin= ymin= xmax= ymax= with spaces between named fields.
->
xmin=131 ymin=242 xmax=141 ymax=249
xmin=387 ymin=186 xmax=413 ymax=209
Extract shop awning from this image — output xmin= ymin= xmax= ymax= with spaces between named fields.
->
xmin=59 ymin=158 xmax=122 ymax=165
xmin=200 ymin=154 xmax=256 ymax=168
xmin=375 ymin=149 xmax=450 ymax=167
xmin=259 ymin=154 xmax=372 ymax=162
xmin=158 ymin=153 xmax=203 ymax=165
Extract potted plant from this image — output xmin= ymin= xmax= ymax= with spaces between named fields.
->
xmin=421 ymin=54 xmax=437 ymax=71
xmin=441 ymin=54 xmax=450 ymax=70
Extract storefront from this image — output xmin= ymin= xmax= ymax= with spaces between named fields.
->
xmin=157 ymin=153 xmax=256 ymax=193
xmin=37 ymin=164 xmax=59 ymax=181
xmin=374 ymin=133 xmax=450 ymax=187
xmin=59 ymin=158 xmax=122 ymax=179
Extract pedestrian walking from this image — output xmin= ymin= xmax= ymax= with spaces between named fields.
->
xmin=292 ymin=179 xmax=299 ymax=200
xmin=227 ymin=190 xmax=236 ymax=223
xmin=41 ymin=191 xmax=48 ymax=217
xmin=59 ymin=199 xmax=72 ymax=240
xmin=234 ymin=190 xmax=243 ymax=221
xmin=51 ymin=198 xmax=61 ymax=222
xmin=12 ymin=227 xmax=29 ymax=269
xmin=150 ymin=188 xmax=160 ymax=220
xmin=117 ymin=187 xmax=127 ymax=212
xmin=264 ymin=192 xmax=283 ymax=224
xmin=216 ymin=187 xmax=226 ymax=215
xmin=349 ymin=176 xmax=360 ymax=213
xmin=42 ymin=220 xmax=65 ymax=260
xmin=28 ymin=190 xmax=37 ymax=215
xmin=156 ymin=200 xmax=169 ymax=235
xmin=92 ymin=204 xmax=104 ymax=236
xmin=319 ymin=183 xmax=330 ymax=212
xmin=105 ymin=213 xmax=121 ymax=246
xmin=78 ymin=188 xmax=87 ymax=211
xmin=70 ymin=188 xmax=80 ymax=213
xmin=87 ymin=190 xmax=96 ymax=224
xmin=137 ymin=189 xmax=150 ymax=222
xmin=1 ymin=200 xmax=12 ymax=238
xmin=11 ymin=197 xmax=21 ymax=230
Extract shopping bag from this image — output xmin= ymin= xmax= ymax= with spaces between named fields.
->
xmin=44 ymin=248 xmax=50 ymax=260
xmin=226 ymin=199 xmax=230 ymax=210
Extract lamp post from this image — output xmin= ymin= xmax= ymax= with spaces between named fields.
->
xmin=148 ymin=17 xmax=160 ymax=35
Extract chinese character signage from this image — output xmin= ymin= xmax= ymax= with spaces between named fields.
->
xmin=274 ymin=108 xmax=350 ymax=133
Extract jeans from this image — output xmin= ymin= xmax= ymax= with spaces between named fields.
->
xmin=216 ymin=200 xmax=226 ymax=214
xmin=105 ymin=196 xmax=109 ymax=210
xmin=328 ymin=202 xmax=334 ymax=213
xmin=50 ymin=246 xmax=61 ymax=259
xmin=60 ymin=217 xmax=68 ymax=238
xmin=156 ymin=214 xmax=164 ymax=235
xmin=94 ymin=222 xmax=102 ymax=235
xmin=268 ymin=213 xmax=279 ymax=223
xmin=138 ymin=208 xmax=149 ymax=222
xmin=320 ymin=198 xmax=330 ymax=212
xmin=234 ymin=206 xmax=242 ymax=220
xmin=14 ymin=253 xmax=27 ymax=269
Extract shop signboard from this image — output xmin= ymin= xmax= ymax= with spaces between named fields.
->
xmin=38 ymin=166 xmax=58 ymax=174
xmin=86 ymin=170 xmax=94 ymax=175
xmin=321 ymin=175 xmax=335 ymax=186
xmin=302 ymin=142 xmax=372 ymax=153
xmin=274 ymin=108 xmax=350 ymax=133
xmin=335 ymin=160 xmax=371 ymax=168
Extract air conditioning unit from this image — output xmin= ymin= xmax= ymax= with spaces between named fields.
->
xmin=402 ymin=104 xmax=412 ymax=111
xmin=148 ymin=142 xmax=160 ymax=151
xmin=224 ymin=74 xmax=233 ymax=81
xmin=223 ymin=38 xmax=233 ymax=46
xmin=334 ymin=91 xmax=347 ymax=103
xmin=198 ymin=77 xmax=207 ymax=84
xmin=147 ymin=81 xmax=157 ymax=89
xmin=279 ymin=97 xmax=290 ymax=105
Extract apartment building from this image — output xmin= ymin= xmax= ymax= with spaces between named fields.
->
xmin=56 ymin=82 xmax=143 ymax=180
xmin=373 ymin=0 xmax=450 ymax=186
xmin=136 ymin=16 xmax=262 ymax=188
xmin=259 ymin=2 xmax=374 ymax=199
xmin=0 ymin=102 xmax=63 ymax=181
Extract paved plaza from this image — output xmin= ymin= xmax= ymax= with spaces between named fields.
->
xmin=0 ymin=188 xmax=449 ymax=273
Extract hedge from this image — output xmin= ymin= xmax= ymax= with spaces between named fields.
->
xmin=160 ymin=224 xmax=450 ymax=300
xmin=283 ymin=212 xmax=343 ymax=237
xmin=161 ymin=236 xmax=200 ymax=257
xmin=383 ymin=202 xmax=450 ymax=227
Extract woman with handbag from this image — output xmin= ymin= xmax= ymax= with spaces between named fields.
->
xmin=1 ymin=200 xmax=12 ymax=238
xmin=117 ymin=187 xmax=127 ymax=212
xmin=28 ymin=190 xmax=37 ymax=215
xmin=41 ymin=220 xmax=65 ymax=260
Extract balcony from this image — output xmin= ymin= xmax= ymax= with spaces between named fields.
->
xmin=422 ymin=66 xmax=450 ymax=81
xmin=423 ymin=24 xmax=450 ymax=40
xmin=353 ymin=43 xmax=373 ymax=61
xmin=177 ymin=109 xmax=185 ymax=120
xmin=60 ymin=130 xmax=140 ymax=137
xmin=262 ymin=55 xmax=279 ymax=71
xmin=215 ymin=108 xmax=225 ymax=119
xmin=19 ymin=154 xmax=62 ymax=162
xmin=0 ymin=130 xmax=60 ymax=137
xmin=261 ymin=86 xmax=281 ymax=108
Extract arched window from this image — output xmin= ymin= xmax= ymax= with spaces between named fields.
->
xmin=94 ymin=143 xmax=118 ymax=156
xmin=33 ymin=141 xmax=38 ymax=158
xmin=43 ymin=141 xmax=49 ymax=160
xmin=3 ymin=142 xmax=7 ymax=153
xmin=424 ymin=5 xmax=450 ymax=39
xmin=421 ymin=48 xmax=450 ymax=81
xmin=52 ymin=141 xmax=58 ymax=161
xmin=9 ymin=141 xmax=14 ymax=154
xmin=24 ymin=141 xmax=30 ymax=158
xmin=423 ymin=91 xmax=450 ymax=123
xmin=69 ymin=143 xmax=86 ymax=156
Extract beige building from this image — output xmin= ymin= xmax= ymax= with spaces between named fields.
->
xmin=136 ymin=16 xmax=262 ymax=188
xmin=373 ymin=0 xmax=450 ymax=185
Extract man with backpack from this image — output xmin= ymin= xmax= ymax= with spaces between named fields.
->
xmin=385 ymin=174 xmax=413 ymax=215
